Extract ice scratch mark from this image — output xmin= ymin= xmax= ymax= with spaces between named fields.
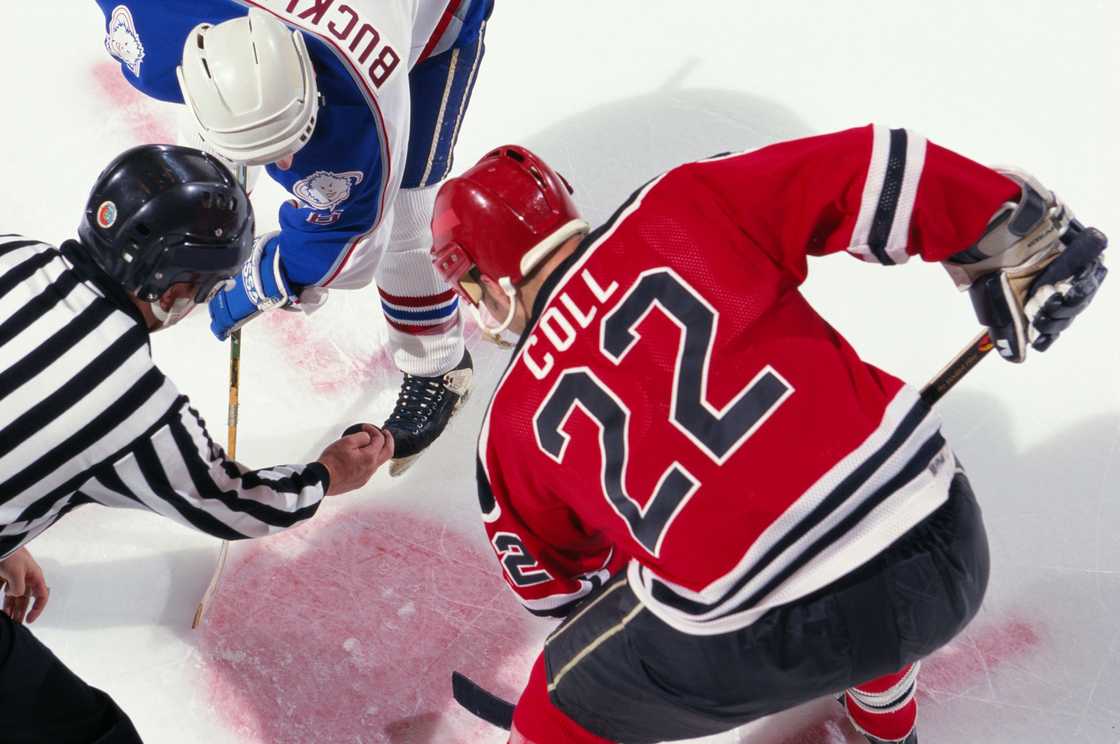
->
xmin=770 ymin=617 xmax=1043 ymax=744
xmin=259 ymin=308 xmax=395 ymax=396
xmin=199 ymin=508 xmax=535 ymax=744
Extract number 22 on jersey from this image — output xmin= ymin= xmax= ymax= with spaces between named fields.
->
xmin=532 ymin=268 xmax=793 ymax=557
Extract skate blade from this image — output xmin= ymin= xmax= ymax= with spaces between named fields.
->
xmin=386 ymin=389 xmax=472 ymax=478
xmin=389 ymin=454 xmax=420 ymax=477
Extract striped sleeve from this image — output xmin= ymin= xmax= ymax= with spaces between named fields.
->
xmin=83 ymin=402 xmax=327 ymax=541
xmin=0 ymin=235 xmax=326 ymax=558
xmin=685 ymin=124 xmax=1020 ymax=276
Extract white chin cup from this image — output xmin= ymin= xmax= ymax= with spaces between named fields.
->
xmin=150 ymin=297 xmax=197 ymax=330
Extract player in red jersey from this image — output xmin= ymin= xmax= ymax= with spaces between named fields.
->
xmin=430 ymin=127 xmax=1108 ymax=743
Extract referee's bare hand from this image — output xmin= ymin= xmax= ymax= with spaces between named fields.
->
xmin=317 ymin=424 xmax=395 ymax=496
xmin=0 ymin=547 xmax=50 ymax=624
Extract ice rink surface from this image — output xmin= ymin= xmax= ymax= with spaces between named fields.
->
xmin=3 ymin=2 xmax=1120 ymax=742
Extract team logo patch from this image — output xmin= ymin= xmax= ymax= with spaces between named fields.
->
xmin=105 ymin=5 xmax=145 ymax=77
xmin=292 ymin=170 xmax=364 ymax=212
xmin=96 ymin=201 xmax=118 ymax=229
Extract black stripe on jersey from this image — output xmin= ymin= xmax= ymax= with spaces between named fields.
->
xmin=476 ymin=457 xmax=497 ymax=514
xmin=527 ymin=602 xmax=582 ymax=619
xmin=0 ymin=270 xmax=82 ymax=348
xmin=168 ymin=412 xmax=322 ymax=527
xmin=648 ymin=400 xmax=933 ymax=616
xmin=0 ymin=239 xmax=44 ymax=259
xmin=866 ymin=129 xmax=908 ymax=266
xmin=713 ymin=430 xmax=947 ymax=619
xmin=3 ymin=367 xmax=168 ymax=517
xmin=219 ymin=459 xmax=328 ymax=496
xmin=0 ymin=248 xmax=60 ymax=299
xmin=132 ymin=437 xmax=247 ymax=540
xmin=0 ymin=402 xmax=185 ymax=553
xmin=0 ymin=535 xmax=26 ymax=558
xmin=0 ymin=300 xmax=116 ymax=400
xmin=94 ymin=469 xmax=146 ymax=507
xmin=180 ymin=405 xmax=327 ymax=499
xmin=0 ymin=325 xmax=148 ymax=460
xmin=525 ymin=574 xmax=606 ymax=619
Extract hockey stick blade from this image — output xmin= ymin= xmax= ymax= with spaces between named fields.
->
xmin=452 ymin=672 xmax=514 ymax=731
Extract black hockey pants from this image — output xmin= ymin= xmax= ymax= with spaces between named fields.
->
xmin=544 ymin=470 xmax=990 ymax=743
xmin=0 ymin=612 xmax=142 ymax=743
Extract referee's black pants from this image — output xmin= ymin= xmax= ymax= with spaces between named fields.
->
xmin=0 ymin=613 xmax=142 ymax=743
xmin=544 ymin=470 xmax=990 ymax=743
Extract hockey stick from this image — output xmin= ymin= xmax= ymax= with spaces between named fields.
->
xmin=192 ymin=164 xmax=249 ymax=630
xmin=450 ymin=330 xmax=995 ymax=729
xmin=919 ymin=331 xmax=993 ymax=407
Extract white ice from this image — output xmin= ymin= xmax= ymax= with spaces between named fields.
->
xmin=3 ymin=2 xmax=1119 ymax=742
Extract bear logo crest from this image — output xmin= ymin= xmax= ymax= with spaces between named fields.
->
xmin=105 ymin=5 xmax=145 ymax=77
xmin=292 ymin=170 xmax=365 ymax=212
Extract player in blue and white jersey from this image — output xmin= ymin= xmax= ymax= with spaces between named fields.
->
xmin=96 ymin=0 xmax=494 ymax=473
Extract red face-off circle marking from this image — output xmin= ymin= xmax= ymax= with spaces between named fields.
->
xmin=199 ymin=508 xmax=538 ymax=743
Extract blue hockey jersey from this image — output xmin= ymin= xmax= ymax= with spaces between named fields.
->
xmin=97 ymin=0 xmax=489 ymax=291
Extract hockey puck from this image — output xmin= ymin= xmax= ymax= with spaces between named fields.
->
xmin=342 ymin=423 xmax=366 ymax=437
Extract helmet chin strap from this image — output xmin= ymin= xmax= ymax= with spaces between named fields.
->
xmin=150 ymin=296 xmax=197 ymax=331
xmin=470 ymin=277 xmax=519 ymax=348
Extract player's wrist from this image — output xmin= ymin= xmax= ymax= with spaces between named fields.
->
xmin=244 ymin=232 xmax=292 ymax=310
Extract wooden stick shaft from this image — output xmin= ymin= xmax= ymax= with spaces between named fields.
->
xmin=919 ymin=331 xmax=993 ymax=407
xmin=192 ymin=165 xmax=249 ymax=630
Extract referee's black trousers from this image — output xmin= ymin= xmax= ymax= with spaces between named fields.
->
xmin=0 ymin=613 xmax=142 ymax=743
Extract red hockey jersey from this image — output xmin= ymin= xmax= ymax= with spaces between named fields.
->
xmin=476 ymin=125 xmax=1017 ymax=634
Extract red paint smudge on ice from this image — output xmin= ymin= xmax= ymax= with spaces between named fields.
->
xmin=260 ymin=309 xmax=395 ymax=395
xmin=771 ymin=617 xmax=1044 ymax=744
xmin=90 ymin=61 xmax=176 ymax=144
xmin=919 ymin=618 xmax=1041 ymax=695
xmin=199 ymin=508 xmax=533 ymax=744
xmin=259 ymin=306 xmax=486 ymax=397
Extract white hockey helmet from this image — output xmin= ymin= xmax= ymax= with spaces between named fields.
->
xmin=176 ymin=9 xmax=318 ymax=166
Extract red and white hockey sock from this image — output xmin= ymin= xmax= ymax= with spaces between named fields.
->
xmin=844 ymin=662 xmax=919 ymax=743
xmin=510 ymin=655 xmax=613 ymax=744
xmin=377 ymin=186 xmax=465 ymax=377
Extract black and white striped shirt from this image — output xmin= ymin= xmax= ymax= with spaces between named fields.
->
xmin=0 ymin=235 xmax=328 ymax=558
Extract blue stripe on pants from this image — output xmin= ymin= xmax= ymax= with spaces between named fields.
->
xmin=402 ymin=9 xmax=491 ymax=189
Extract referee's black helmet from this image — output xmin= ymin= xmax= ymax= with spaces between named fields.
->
xmin=78 ymin=144 xmax=253 ymax=302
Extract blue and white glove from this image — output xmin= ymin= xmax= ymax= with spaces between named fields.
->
xmin=208 ymin=231 xmax=293 ymax=341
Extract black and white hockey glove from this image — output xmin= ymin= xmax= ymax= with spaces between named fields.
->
xmin=945 ymin=170 xmax=1108 ymax=362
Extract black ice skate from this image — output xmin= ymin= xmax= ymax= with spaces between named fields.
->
xmin=383 ymin=350 xmax=473 ymax=476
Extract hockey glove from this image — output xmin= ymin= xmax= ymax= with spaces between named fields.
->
xmin=208 ymin=231 xmax=294 ymax=341
xmin=945 ymin=169 xmax=1108 ymax=362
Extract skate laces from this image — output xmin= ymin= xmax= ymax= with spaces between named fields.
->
xmin=386 ymin=374 xmax=449 ymax=433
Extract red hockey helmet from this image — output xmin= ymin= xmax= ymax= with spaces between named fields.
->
xmin=431 ymin=145 xmax=589 ymax=308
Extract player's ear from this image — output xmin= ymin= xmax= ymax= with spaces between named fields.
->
xmin=477 ymin=273 xmax=505 ymax=304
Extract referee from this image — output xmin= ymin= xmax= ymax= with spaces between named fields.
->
xmin=0 ymin=144 xmax=393 ymax=742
